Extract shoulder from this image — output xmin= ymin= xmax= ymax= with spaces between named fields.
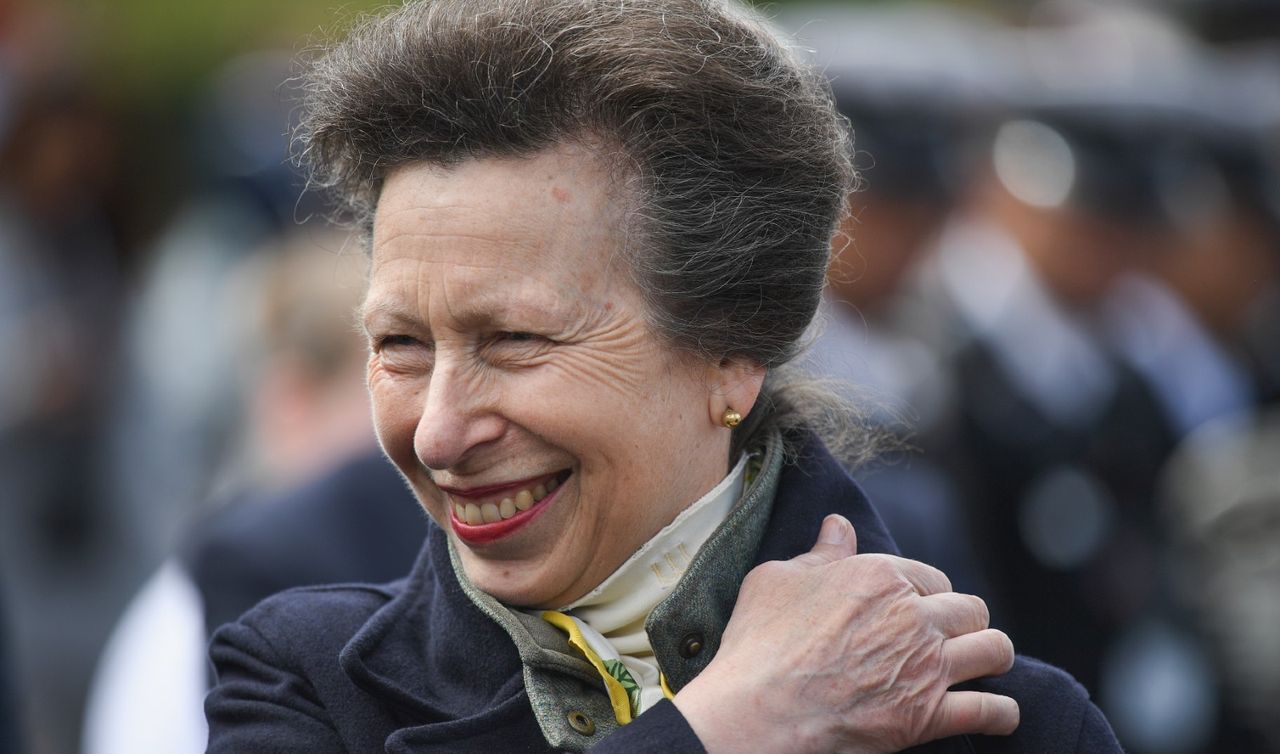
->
xmin=961 ymin=656 xmax=1121 ymax=753
xmin=206 ymin=581 xmax=405 ymax=723
xmin=214 ymin=580 xmax=403 ymax=657
xmin=206 ymin=581 xmax=410 ymax=753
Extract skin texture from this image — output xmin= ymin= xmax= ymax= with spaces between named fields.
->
xmin=675 ymin=514 xmax=1020 ymax=753
xmin=363 ymin=144 xmax=762 ymax=608
xmin=365 ymin=143 xmax=1020 ymax=749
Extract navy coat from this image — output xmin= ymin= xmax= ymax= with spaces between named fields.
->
xmin=206 ymin=437 xmax=1121 ymax=752
xmin=183 ymin=450 xmax=427 ymax=637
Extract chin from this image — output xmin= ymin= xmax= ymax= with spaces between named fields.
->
xmin=458 ymin=551 xmax=571 ymax=608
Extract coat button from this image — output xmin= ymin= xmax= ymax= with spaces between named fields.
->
xmin=567 ymin=710 xmax=595 ymax=736
xmin=679 ymin=632 xmax=704 ymax=658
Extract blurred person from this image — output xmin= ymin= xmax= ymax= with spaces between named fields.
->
xmin=1106 ymin=127 xmax=1280 ymax=437
xmin=83 ymin=232 xmax=427 ymax=754
xmin=801 ymin=84 xmax=986 ymax=595
xmin=99 ymin=50 xmax=319 ymax=571
xmin=916 ymin=101 xmax=1182 ymax=727
xmin=780 ymin=3 xmax=1020 ymax=603
xmin=0 ymin=77 xmax=121 ymax=550
xmin=1101 ymin=108 xmax=1280 ymax=754
xmin=0 ymin=47 xmax=129 ymax=754
xmin=205 ymin=1 xmax=1121 ymax=751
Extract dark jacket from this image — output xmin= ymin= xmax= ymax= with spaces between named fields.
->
xmin=183 ymin=450 xmax=428 ymax=637
xmin=206 ymin=436 xmax=1120 ymax=753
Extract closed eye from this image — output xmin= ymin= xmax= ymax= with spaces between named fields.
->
xmin=375 ymin=334 xmax=427 ymax=350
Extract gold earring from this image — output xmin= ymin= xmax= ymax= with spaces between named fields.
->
xmin=721 ymin=408 xmax=742 ymax=428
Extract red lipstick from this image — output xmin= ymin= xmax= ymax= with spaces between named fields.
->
xmin=447 ymin=472 xmax=567 ymax=545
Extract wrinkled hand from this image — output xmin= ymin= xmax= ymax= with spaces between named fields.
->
xmin=673 ymin=514 xmax=1018 ymax=753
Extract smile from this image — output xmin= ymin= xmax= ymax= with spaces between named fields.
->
xmin=443 ymin=470 xmax=570 ymax=545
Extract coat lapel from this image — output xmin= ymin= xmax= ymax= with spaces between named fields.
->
xmin=754 ymin=432 xmax=901 ymax=564
xmin=339 ymin=526 xmax=530 ymax=723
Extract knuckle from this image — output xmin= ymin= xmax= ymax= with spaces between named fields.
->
xmin=926 ymin=565 xmax=952 ymax=594
xmin=857 ymin=554 xmax=901 ymax=582
xmin=744 ymin=559 xmax=790 ymax=588
xmin=968 ymin=595 xmax=990 ymax=628
xmin=992 ymin=629 xmax=1016 ymax=670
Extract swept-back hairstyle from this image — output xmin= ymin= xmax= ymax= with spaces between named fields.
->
xmin=297 ymin=0 xmax=876 ymax=460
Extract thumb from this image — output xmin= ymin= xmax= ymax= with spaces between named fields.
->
xmin=793 ymin=514 xmax=858 ymax=566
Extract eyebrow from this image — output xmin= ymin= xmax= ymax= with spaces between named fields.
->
xmin=358 ymin=301 xmax=422 ymax=335
xmin=359 ymin=294 xmax=574 ymax=335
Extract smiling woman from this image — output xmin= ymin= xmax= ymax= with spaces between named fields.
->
xmin=204 ymin=1 xmax=1123 ymax=752
xmin=364 ymin=147 xmax=746 ymax=609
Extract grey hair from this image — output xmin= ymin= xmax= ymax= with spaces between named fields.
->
xmin=296 ymin=0 xmax=881 ymax=462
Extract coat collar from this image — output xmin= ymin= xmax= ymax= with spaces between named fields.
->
xmin=339 ymin=431 xmax=900 ymax=723
xmin=339 ymin=524 xmax=528 ymax=722
xmin=754 ymin=431 xmax=900 ymax=565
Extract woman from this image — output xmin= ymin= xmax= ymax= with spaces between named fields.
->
xmin=206 ymin=1 xmax=1121 ymax=751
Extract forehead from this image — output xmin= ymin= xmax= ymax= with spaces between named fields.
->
xmin=365 ymin=145 xmax=636 ymax=321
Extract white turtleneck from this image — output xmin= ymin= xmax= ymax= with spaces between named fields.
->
xmin=549 ymin=452 xmax=748 ymax=714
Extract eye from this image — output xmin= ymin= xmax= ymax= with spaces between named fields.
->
xmin=376 ymin=334 xmax=423 ymax=350
xmin=497 ymin=331 xmax=539 ymax=343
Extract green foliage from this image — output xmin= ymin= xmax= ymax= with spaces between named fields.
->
xmin=70 ymin=0 xmax=389 ymax=100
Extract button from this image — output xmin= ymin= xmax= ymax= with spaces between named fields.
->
xmin=679 ymin=632 xmax=704 ymax=658
xmin=567 ymin=710 xmax=595 ymax=736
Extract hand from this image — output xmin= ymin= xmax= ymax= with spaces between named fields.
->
xmin=673 ymin=514 xmax=1018 ymax=753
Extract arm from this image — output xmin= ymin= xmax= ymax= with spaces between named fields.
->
xmin=673 ymin=514 xmax=1018 ymax=754
xmin=205 ymin=619 xmax=346 ymax=754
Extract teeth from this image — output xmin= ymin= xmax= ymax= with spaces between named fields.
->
xmin=454 ymin=474 xmax=567 ymax=525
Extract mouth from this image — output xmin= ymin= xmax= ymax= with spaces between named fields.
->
xmin=444 ymin=469 xmax=571 ymax=545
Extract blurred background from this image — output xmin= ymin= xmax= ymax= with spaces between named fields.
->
xmin=0 ymin=0 xmax=1276 ymax=753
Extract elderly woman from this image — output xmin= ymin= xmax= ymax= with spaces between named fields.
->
xmin=206 ymin=1 xmax=1120 ymax=751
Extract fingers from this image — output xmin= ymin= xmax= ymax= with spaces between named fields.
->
xmin=918 ymin=592 xmax=990 ymax=637
xmin=942 ymin=628 xmax=1016 ymax=684
xmin=894 ymin=557 xmax=952 ymax=596
xmin=792 ymin=514 xmax=859 ymax=566
xmin=930 ymin=690 xmax=1020 ymax=739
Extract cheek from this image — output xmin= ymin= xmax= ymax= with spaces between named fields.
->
xmin=367 ymin=368 xmax=421 ymax=462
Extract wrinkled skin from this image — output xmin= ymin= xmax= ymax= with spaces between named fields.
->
xmin=675 ymin=515 xmax=1019 ymax=753
xmin=366 ymin=144 xmax=1019 ymax=748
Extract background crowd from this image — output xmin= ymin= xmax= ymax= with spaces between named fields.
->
xmin=0 ymin=0 xmax=1276 ymax=753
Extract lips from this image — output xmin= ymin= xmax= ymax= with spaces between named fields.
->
xmin=445 ymin=470 xmax=569 ymax=545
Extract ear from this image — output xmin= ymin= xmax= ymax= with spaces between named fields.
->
xmin=705 ymin=357 xmax=766 ymax=429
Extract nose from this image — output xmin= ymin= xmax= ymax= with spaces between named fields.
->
xmin=413 ymin=358 xmax=505 ymax=471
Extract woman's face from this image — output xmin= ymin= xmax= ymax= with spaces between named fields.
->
xmin=363 ymin=144 xmax=743 ymax=608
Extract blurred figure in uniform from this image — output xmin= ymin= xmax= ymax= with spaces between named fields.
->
xmin=1106 ymin=125 xmax=1280 ymax=437
xmin=781 ymin=3 xmax=1006 ymax=596
xmin=913 ymin=6 xmax=1275 ymax=751
xmin=1101 ymin=50 xmax=1280 ymax=753
xmin=921 ymin=97 xmax=1178 ymax=696
xmin=82 ymin=233 xmax=426 ymax=754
